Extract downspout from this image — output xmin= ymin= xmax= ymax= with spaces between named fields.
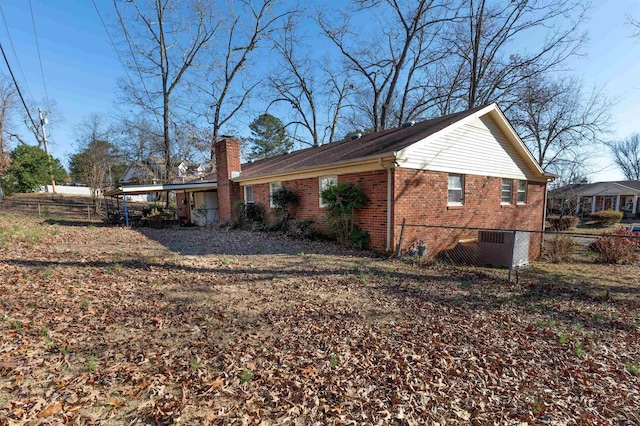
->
xmin=378 ymin=158 xmax=393 ymax=252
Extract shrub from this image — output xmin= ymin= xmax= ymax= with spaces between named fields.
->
xmin=270 ymin=186 xmax=299 ymax=231
xmin=287 ymin=219 xmax=315 ymax=238
xmin=233 ymin=201 xmax=266 ymax=229
xmin=590 ymin=210 xmax=623 ymax=226
xmin=320 ymin=181 xmax=370 ymax=248
xmin=547 ymin=215 xmax=579 ymax=231
xmin=589 ymin=227 xmax=640 ymax=264
xmin=545 ymin=234 xmax=577 ymax=263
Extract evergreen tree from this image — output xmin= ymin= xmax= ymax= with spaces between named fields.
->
xmin=0 ymin=145 xmax=67 ymax=194
xmin=247 ymin=114 xmax=293 ymax=160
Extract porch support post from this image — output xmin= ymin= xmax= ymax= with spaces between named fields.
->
xmin=633 ymin=195 xmax=638 ymax=215
xmin=591 ymin=195 xmax=597 ymax=213
xmin=616 ymin=195 xmax=621 ymax=211
xmin=576 ymin=196 xmax=581 ymax=214
xmin=123 ymin=195 xmax=130 ymax=227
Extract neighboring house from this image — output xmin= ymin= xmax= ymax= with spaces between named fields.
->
xmin=548 ymin=181 xmax=640 ymax=217
xmin=212 ymin=103 xmax=552 ymax=258
xmin=175 ymin=161 xmax=206 ymax=182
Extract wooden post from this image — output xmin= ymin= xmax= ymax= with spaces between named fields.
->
xmin=394 ymin=218 xmax=406 ymax=258
xmin=87 ymin=206 xmax=91 ymax=221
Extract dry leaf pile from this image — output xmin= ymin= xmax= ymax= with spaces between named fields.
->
xmin=1 ymin=215 xmax=639 ymax=425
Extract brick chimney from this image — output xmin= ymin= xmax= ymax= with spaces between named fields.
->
xmin=215 ymin=137 xmax=242 ymax=223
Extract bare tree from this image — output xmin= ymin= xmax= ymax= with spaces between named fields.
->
xmin=112 ymin=0 xmax=216 ymax=183
xmin=510 ymin=76 xmax=613 ymax=174
xmin=268 ymin=16 xmax=353 ymax=146
xmin=609 ymin=134 xmax=640 ymax=180
xmin=190 ymin=0 xmax=292 ymax=163
xmin=439 ymin=0 xmax=588 ymax=113
xmin=0 ymin=76 xmax=16 ymax=173
xmin=318 ymin=0 xmax=458 ymax=132
xmin=629 ymin=15 xmax=640 ymax=39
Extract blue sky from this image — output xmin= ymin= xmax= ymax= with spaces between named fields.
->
xmin=1 ymin=0 xmax=640 ymax=181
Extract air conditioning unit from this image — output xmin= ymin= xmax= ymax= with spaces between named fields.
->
xmin=477 ymin=230 xmax=530 ymax=268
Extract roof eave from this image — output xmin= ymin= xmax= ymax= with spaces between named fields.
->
xmin=234 ymin=152 xmax=397 ymax=184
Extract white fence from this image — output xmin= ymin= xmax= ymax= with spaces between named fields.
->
xmin=38 ymin=185 xmax=93 ymax=196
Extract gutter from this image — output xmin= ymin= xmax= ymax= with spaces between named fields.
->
xmin=234 ymin=153 xmax=396 ymax=185
xmin=378 ymin=158 xmax=394 ymax=252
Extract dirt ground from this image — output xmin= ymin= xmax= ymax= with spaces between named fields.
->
xmin=1 ymin=214 xmax=639 ymax=425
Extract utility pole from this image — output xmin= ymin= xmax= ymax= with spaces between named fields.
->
xmin=38 ymin=108 xmax=57 ymax=194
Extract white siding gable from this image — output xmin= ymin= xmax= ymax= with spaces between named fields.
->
xmin=396 ymin=115 xmax=536 ymax=180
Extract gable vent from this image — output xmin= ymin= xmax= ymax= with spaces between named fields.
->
xmin=350 ymin=132 xmax=362 ymax=140
xmin=402 ymin=120 xmax=416 ymax=128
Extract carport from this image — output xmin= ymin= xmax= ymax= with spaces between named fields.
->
xmin=104 ymin=180 xmax=218 ymax=227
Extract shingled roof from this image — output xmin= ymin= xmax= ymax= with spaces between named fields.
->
xmin=238 ymin=105 xmax=488 ymax=180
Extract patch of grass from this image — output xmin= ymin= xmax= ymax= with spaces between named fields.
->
xmin=558 ymin=332 xmax=570 ymax=345
xmin=41 ymin=268 xmax=54 ymax=279
xmin=458 ymin=280 xmax=472 ymax=290
xmin=330 ymin=356 xmax=339 ymax=368
xmin=80 ymin=299 xmax=90 ymax=310
xmin=190 ymin=356 xmax=200 ymax=372
xmin=240 ymin=368 xmax=253 ymax=384
xmin=87 ymin=356 xmax=97 ymax=372
xmin=575 ymin=341 xmax=585 ymax=357
xmin=114 ymin=262 xmax=123 ymax=270
xmin=10 ymin=320 xmax=22 ymax=332
xmin=87 ymin=224 xmax=95 ymax=229
xmin=627 ymin=364 xmax=639 ymax=376
xmin=40 ymin=327 xmax=49 ymax=337
xmin=105 ymin=267 xmax=113 ymax=275
xmin=572 ymin=323 xmax=583 ymax=333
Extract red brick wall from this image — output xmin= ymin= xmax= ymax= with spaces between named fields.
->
xmin=240 ymin=168 xmax=545 ymax=258
xmin=392 ymin=169 xmax=545 ymax=259
xmin=216 ymin=138 xmax=242 ymax=223
xmin=247 ymin=170 xmax=390 ymax=250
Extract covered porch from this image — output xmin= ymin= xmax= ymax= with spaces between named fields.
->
xmin=575 ymin=182 xmax=639 ymax=216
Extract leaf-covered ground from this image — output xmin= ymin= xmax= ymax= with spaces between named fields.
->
xmin=1 ymin=214 xmax=639 ymax=425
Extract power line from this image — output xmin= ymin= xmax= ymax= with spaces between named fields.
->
xmin=0 ymin=4 xmax=34 ymax=101
xmin=28 ymin=0 xmax=50 ymax=108
xmin=0 ymin=41 xmax=40 ymax=136
xmin=92 ymin=0 xmax=162 ymax=128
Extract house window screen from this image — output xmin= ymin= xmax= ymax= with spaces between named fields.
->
xmin=517 ymin=180 xmax=527 ymax=204
xmin=269 ymin=182 xmax=281 ymax=208
xmin=319 ymin=175 xmax=337 ymax=207
xmin=501 ymin=179 xmax=512 ymax=204
xmin=448 ymin=174 xmax=464 ymax=205
xmin=244 ymin=186 xmax=254 ymax=204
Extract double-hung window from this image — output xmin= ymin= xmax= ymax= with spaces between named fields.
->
xmin=319 ymin=175 xmax=338 ymax=207
xmin=244 ymin=185 xmax=254 ymax=204
xmin=269 ymin=182 xmax=281 ymax=208
xmin=517 ymin=180 xmax=527 ymax=204
xmin=501 ymin=179 xmax=512 ymax=204
xmin=448 ymin=174 xmax=464 ymax=205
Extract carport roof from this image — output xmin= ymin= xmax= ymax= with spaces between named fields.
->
xmin=104 ymin=180 xmax=218 ymax=197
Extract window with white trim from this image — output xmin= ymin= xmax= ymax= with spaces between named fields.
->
xmin=269 ymin=181 xmax=281 ymax=208
xmin=517 ymin=180 xmax=527 ymax=204
xmin=244 ymin=185 xmax=254 ymax=204
xmin=319 ymin=175 xmax=338 ymax=207
xmin=448 ymin=174 xmax=464 ymax=205
xmin=501 ymin=179 xmax=512 ymax=204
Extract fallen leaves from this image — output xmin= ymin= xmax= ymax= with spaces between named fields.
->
xmin=0 ymin=215 xmax=638 ymax=424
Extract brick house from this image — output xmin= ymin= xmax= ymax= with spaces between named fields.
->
xmin=215 ymin=103 xmax=553 ymax=258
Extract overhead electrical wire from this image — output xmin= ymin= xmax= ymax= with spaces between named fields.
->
xmin=0 ymin=42 xmax=40 ymax=135
xmin=28 ymin=0 xmax=50 ymax=108
xmin=92 ymin=0 xmax=162 ymax=128
xmin=0 ymin=4 xmax=35 ymax=102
